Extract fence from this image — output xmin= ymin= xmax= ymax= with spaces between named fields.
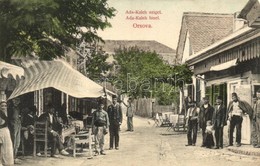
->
xmin=133 ymin=98 xmax=176 ymax=118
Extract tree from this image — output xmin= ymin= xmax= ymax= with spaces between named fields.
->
xmin=112 ymin=47 xmax=173 ymax=104
xmin=0 ymin=0 xmax=115 ymax=62
xmin=112 ymin=46 xmax=193 ymax=105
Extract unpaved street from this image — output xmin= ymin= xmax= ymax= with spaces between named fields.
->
xmin=19 ymin=114 xmax=260 ymax=166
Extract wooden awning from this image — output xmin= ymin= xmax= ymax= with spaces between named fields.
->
xmin=210 ymin=58 xmax=238 ymax=71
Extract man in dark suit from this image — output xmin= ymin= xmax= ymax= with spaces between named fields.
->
xmin=212 ymin=96 xmax=226 ymax=149
xmin=38 ymin=103 xmax=69 ymax=157
xmin=199 ymin=96 xmax=214 ymax=147
xmin=107 ymin=95 xmax=122 ymax=150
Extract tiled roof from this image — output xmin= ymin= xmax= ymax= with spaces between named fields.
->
xmin=176 ymin=12 xmax=234 ymax=61
xmin=100 ymin=40 xmax=176 ymax=54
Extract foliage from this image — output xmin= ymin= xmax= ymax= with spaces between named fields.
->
xmin=112 ymin=46 xmax=192 ymax=105
xmin=85 ymin=52 xmax=112 ymax=81
xmin=0 ymin=0 xmax=116 ymax=62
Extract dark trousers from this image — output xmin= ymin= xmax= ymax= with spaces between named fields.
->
xmin=187 ymin=120 xmax=198 ymax=145
xmin=201 ymin=126 xmax=206 ymax=146
xmin=109 ymin=124 xmax=120 ymax=148
xmin=48 ymin=133 xmax=64 ymax=156
xmin=229 ymin=115 xmax=243 ymax=145
xmin=214 ymin=127 xmax=223 ymax=148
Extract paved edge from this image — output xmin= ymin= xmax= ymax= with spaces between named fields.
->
xmin=227 ymin=147 xmax=260 ymax=156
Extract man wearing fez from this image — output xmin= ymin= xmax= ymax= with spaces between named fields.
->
xmin=199 ymin=96 xmax=214 ymax=147
xmin=227 ymin=92 xmax=253 ymax=147
xmin=185 ymin=101 xmax=200 ymax=146
xmin=0 ymin=101 xmax=14 ymax=166
xmin=252 ymin=90 xmax=260 ymax=148
xmin=92 ymin=99 xmax=109 ymax=155
xmin=212 ymin=96 xmax=226 ymax=149
xmin=107 ymin=95 xmax=122 ymax=150
xmin=38 ymin=103 xmax=69 ymax=157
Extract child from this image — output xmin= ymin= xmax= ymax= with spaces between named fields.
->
xmin=204 ymin=120 xmax=215 ymax=148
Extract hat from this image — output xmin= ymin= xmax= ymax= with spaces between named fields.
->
xmin=232 ymin=92 xmax=238 ymax=97
xmin=203 ymin=96 xmax=209 ymax=100
xmin=112 ymin=95 xmax=117 ymax=99
xmin=217 ymin=96 xmax=222 ymax=100
xmin=253 ymin=94 xmax=257 ymax=98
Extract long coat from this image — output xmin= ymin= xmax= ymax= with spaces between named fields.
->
xmin=199 ymin=104 xmax=214 ymax=129
xmin=107 ymin=104 xmax=122 ymax=126
xmin=227 ymin=100 xmax=254 ymax=120
xmin=212 ymin=104 xmax=226 ymax=129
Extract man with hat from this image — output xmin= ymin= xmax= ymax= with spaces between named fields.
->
xmin=199 ymin=96 xmax=214 ymax=147
xmin=212 ymin=96 xmax=226 ymax=149
xmin=0 ymin=100 xmax=14 ymax=166
xmin=185 ymin=100 xmax=200 ymax=146
xmin=227 ymin=92 xmax=253 ymax=147
xmin=253 ymin=90 xmax=260 ymax=148
xmin=107 ymin=95 xmax=122 ymax=150
xmin=92 ymin=99 xmax=109 ymax=155
xmin=38 ymin=103 xmax=69 ymax=157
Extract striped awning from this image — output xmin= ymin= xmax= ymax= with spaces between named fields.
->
xmin=0 ymin=61 xmax=24 ymax=79
xmin=9 ymin=60 xmax=105 ymax=99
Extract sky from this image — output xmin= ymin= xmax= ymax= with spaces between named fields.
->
xmin=97 ymin=0 xmax=249 ymax=50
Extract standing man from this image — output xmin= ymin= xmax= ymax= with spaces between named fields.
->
xmin=199 ymin=96 xmax=214 ymax=147
xmin=38 ymin=103 xmax=69 ymax=157
xmin=123 ymin=98 xmax=134 ymax=132
xmin=0 ymin=101 xmax=14 ymax=166
xmin=107 ymin=95 xmax=122 ymax=150
xmin=253 ymin=91 xmax=260 ymax=148
xmin=8 ymin=97 xmax=21 ymax=164
xmin=212 ymin=96 xmax=226 ymax=149
xmin=227 ymin=92 xmax=253 ymax=147
xmin=92 ymin=101 xmax=109 ymax=155
xmin=185 ymin=101 xmax=200 ymax=146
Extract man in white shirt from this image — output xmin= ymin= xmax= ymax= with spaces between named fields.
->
xmin=227 ymin=92 xmax=253 ymax=147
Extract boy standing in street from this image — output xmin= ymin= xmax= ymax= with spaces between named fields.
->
xmin=123 ymin=98 xmax=134 ymax=132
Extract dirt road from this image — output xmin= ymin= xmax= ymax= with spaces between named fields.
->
xmin=19 ymin=114 xmax=260 ymax=166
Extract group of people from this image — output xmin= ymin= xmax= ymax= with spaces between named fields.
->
xmin=185 ymin=92 xmax=259 ymax=149
xmin=0 ymin=94 xmax=134 ymax=165
xmin=91 ymin=95 xmax=134 ymax=156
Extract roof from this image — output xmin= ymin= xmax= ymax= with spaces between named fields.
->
xmin=176 ymin=12 xmax=234 ymax=61
xmin=100 ymin=40 xmax=176 ymax=54
xmin=238 ymin=0 xmax=260 ymax=27
xmin=186 ymin=26 xmax=257 ymax=65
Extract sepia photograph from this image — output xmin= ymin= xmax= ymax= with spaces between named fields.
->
xmin=0 ymin=0 xmax=260 ymax=165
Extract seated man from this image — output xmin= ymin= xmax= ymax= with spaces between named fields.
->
xmin=21 ymin=106 xmax=38 ymax=155
xmin=38 ymin=103 xmax=69 ymax=157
